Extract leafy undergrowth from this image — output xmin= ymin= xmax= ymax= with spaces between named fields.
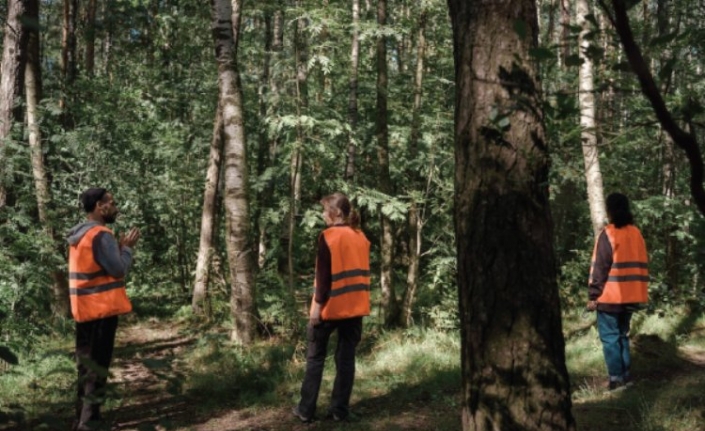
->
xmin=1 ymin=306 xmax=705 ymax=430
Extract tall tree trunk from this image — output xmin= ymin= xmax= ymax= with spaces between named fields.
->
xmin=655 ymin=0 xmax=678 ymax=292
xmin=84 ymin=0 xmax=97 ymax=74
xmin=212 ymin=0 xmax=257 ymax=344
xmin=192 ymin=107 xmax=224 ymax=315
xmin=447 ymin=0 xmax=576 ymax=429
xmin=288 ymin=3 xmax=307 ymax=291
xmin=257 ymin=5 xmax=283 ymax=270
xmin=376 ymin=0 xmax=398 ymax=327
xmin=399 ymin=9 xmax=428 ymax=328
xmin=345 ymin=0 xmax=360 ymax=181
xmin=26 ymin=0 xmax=71 ymax=318
xmin=255 ymin=9 xmax=273 ymax=270
xmin=102 ymin=0 xmax=114 ymax=77
xmin=560 ymin=0 xmax=571 ymax=65
xmin=0 ymin=0 xmax=30 ymax=208
xmin=61 ymin=0 xmax=78 ymax=126
xmin=577 ymin=0 xmax=607 ymax=237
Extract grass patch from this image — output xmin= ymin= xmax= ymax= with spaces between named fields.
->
xmin=565 ymin=304 xmax=705 ymax=431
xmin=0 ymin=339 xmax=75 ymax=430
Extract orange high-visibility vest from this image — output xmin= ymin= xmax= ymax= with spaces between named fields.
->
xmin=69 ymin=225 xmax=132 ymax=322
xmin=590 ymin=224 xmax=649 ymax=304
xmin=313 ymin=226 xmax=371 ymax=320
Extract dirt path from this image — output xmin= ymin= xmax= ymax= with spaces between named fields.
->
xmin=105 ymin=321 xmax=460 ymax=431
xmin=105 ymin=321 xmax=705 ymax=431
xmin=108 ymin=321 xmax=196 ymax=430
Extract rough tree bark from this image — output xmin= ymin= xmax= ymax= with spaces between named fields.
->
xmin=85 ymin=0 xmax=98 ymax=74
xmin=0 ymin=0 xmax=30 ymax=208
xmin=577 ymin=0 xmax=607 ymax=237
xmin=212 ymin=0 xmax=257 ymax=343
xmin=447 ymin=0 xmax=576 ymax=429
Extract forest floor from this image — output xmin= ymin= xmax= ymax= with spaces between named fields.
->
xmin=54 ymin=319 xmax=705 ymax=431
xmin=83 ymin=321 xmax=462 ymax=431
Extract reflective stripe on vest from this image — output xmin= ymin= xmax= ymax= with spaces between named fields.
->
xmin=590 ymin=224 xmax=649 ymax=304
xmin=318 ymin=226 xmax=371 ymax=320
xmin=69 ymin=225 xmax=132 ymax=322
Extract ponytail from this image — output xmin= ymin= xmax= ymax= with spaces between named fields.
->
xmin=320 ymin=192 xmax=361 ymax=229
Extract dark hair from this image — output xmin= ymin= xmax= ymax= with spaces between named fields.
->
xmin=320 ymin=192 xmax=361 ymax=229
xmin=606 ymin=192 xmax=634 ymax=228
xmin=80 ymin=188 xmax=108 ymax=212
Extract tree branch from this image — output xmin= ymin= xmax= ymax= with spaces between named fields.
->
xmin=604 ymin=0 xmax=705 ymax=216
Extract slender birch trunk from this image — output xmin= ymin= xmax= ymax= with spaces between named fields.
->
xmin=577 ymin=0 xmax=607 ymax=236
xmin=212 ymin=0 xmax=257 ymax=343
xmin=256 ymin=6 xmax=283 ymax=270
xmin=288 ymin=4 xmax=307 ymax=291
xmin=192 ymin=107 xmax=224 ymax=315
xmin=400 ymin=9 xmax=428 ymax=327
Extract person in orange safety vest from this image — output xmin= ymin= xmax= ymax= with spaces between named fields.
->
xmin=587 ymin=192 xmax=648 ymax=392
xmin=67 ymin=188 xmax=140 ymax=431
xmin=293 ymin=192 xmax=370 ymax=423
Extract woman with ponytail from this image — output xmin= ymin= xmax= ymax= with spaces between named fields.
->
xmin=293 ymin=193 xmax=371 ymax=423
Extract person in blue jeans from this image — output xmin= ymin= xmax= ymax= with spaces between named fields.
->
xmin=587 ymin=193 xmax=649 ymax=391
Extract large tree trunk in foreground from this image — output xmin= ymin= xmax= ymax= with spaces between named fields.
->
xmin=577 ymin=0 xmax=607 ymax=237
xmin=447 ymin=0 xmax=575 ymax=429
xmin=0 ymin=0 xmax=30 ymax=208
xmin=212 ymin=0 xmax=257 ymax=344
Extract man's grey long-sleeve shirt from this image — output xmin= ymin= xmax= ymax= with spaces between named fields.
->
xmin=67 ymin=221 xmax=134 ymax=278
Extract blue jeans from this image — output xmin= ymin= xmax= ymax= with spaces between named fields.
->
xmin=597 ymin=311 xmax=632 ymax=381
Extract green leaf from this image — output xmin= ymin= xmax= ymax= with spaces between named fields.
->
xmin=142 ymin=358 xmax=171 ymax=370
xmin=565 ymin=54 xmax=583 ymax=67
xmin=658 ymin=58 xmax=675 ymax=81
xmin=513 ymin=20 xmax=528 ymax=40
xmin=611 ymin=61 xmax=632 ymax=72
xmin=0 ymin=346 xmax=18 ymax=365
xmin=649 ymin=32 xmax=678 ymax=47
xmin=624 ymin=0 xmax=641 ymax=11
xmin=529 ymin=47 xmax=554 ymax=61
xmin=585 ymin=45 xmax=604 ymax=62
xmin=489 ymin=107 xmax=499 ymax=122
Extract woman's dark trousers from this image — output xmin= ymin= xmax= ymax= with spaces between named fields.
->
xmin=298 ymin=317 xmax=362 ymax=420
